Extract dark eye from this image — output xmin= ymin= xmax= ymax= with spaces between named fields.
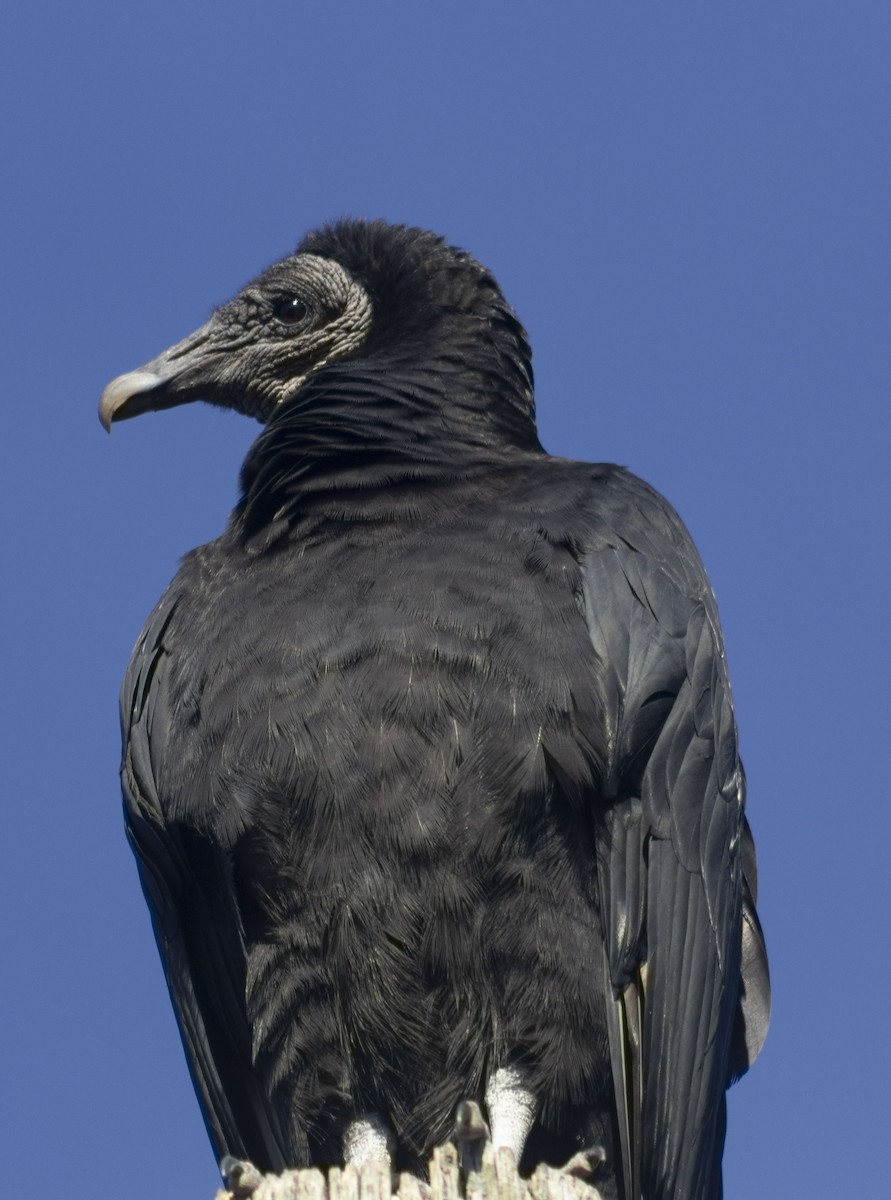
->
xmin=272 ymin=295 xmax=309 ymax=326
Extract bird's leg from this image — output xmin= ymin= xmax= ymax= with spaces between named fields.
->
xmin=453 ymin=1086 xmax=606 ymax=1200
xmin=485 ymin=1065 xmax=537 ymax=1162
xmin=342 ymin=1112 xmax=395 ymax=1166
xmin=454 ymin=1067 xmax=537 ymax=1172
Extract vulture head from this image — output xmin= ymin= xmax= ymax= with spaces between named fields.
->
xmin=99 ymin=220 xmax=535 ymax=439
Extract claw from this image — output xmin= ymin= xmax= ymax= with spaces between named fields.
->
xmin=220 ymin=1156 xmax=263 ymax=1196
xmin=453 ymin=1099 xmax=491 ymax=1172
xmin=561 ymin=1145 xmax=607 ymax=1184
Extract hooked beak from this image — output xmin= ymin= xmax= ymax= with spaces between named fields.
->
xmin=98 ymin=323 xmax=214 ymax=432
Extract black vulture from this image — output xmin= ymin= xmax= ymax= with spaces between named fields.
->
xmin=100 ymin=220 xmax=769 ymax=1200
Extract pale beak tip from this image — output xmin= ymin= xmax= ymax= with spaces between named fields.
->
xmin=98 ymin=370 xmax=166 ymax=432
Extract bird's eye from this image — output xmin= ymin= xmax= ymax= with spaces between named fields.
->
xmin=272 ymin=295 xmax=309 ymax=326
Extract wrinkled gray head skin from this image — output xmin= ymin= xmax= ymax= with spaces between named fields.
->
xmin=99 ymin=252 xmax=373 ymax=429
xmin=100 ymin=220 xmax=537 ymax=450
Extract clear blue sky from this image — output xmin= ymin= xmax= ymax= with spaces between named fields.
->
xmin=3 ymin=4 xmax=888 ymax=1197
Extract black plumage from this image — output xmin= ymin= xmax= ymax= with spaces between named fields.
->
xmin=101 ymin=220 xmax=769 ymax=1200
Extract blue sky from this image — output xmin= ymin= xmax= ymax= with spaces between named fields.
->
xmin=3 ymin=4 xmax=889 ymax=1197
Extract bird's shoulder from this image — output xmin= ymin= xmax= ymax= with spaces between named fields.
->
xmin=122 ymin=455 xmax=720 ymax=735
xmin=120 ymin=455 xmax=724 ymax=827
xmin=486 ymin=455 xmax=720 ymax=621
